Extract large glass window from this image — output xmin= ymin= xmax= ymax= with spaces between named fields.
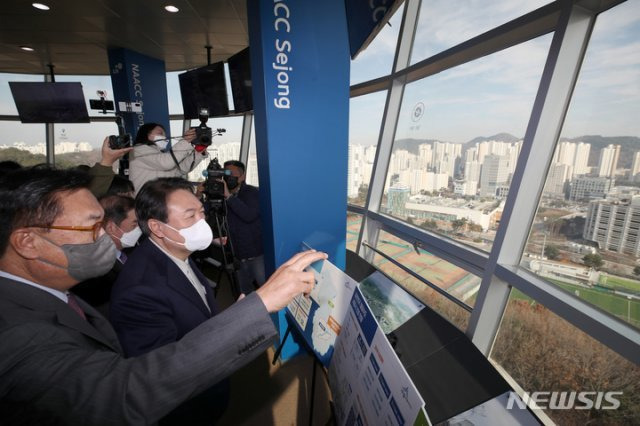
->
xmin=56 ymin=74 xmax=114 ymax=117
xmin=245 ymin=118 xmax=259 ymax=187
xmin=0 ymin=72 xmax=43 ymax=115
xmin=521 ymin=1 xmax=640 ymax=329
xmin=166 ymin=71 xmax=184 ymax=115
xmin=53 ymin=122 xmax=118 ymax=169
xmin=411 ymin=0 xmax=551 ymax=65
xmin=350 ymin=3 xmax=404 ymax=85
xmin=383 ymin=35 xmax=551 ymax=252
xmin=346 ymin=212 xmax=363 ymax=252
xmin=372 ymin=230 xmax=474 ymax=330
xmin=491 ymin=290 xmax=640 ymax=425
xmin=348 ymin=91 xmax=386 ymax=207
xmin=0 ymin=121 xmax=46 ymax=166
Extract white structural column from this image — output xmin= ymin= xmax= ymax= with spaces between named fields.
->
xmin=239 ymin=112 xmax=253 ymax=166
xmin=467 ymin=3 xmax=597 ymax=354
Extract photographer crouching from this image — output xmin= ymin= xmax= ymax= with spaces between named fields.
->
xmin=128 ymin=115 xmax=211 ymax=195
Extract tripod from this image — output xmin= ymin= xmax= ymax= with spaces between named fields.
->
xmin=204 ymin=197 xmax=241 ymax=300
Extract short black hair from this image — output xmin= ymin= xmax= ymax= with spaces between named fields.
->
xmin=134 ymin=122 xmax=166 ymax=146
xmin=99 ymin=194 xmax=135 ymax=227
xmin=223 ymin=160 xmax=245 ymax=174
xmin=136 ymin=177 xmax=195 ymax=236
xmin=0 ymin=166 xmax=92 ymax=257
xmin=106 ymin=175 xmax=135 ymax=196
xmin=0 ymin=160 xmax=22 ymax=177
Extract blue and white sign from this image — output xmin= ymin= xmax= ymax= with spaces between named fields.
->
xmin=247 ymin=0 xmax=350 ymax=359
xmin=107 ymin=48 xmax=170 ymax=138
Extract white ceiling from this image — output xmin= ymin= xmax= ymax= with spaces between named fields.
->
xmin=0 ymin=0 xmax=249 ymax=75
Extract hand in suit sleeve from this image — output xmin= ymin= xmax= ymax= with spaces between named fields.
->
xmin=109 ymin=284 xmax=179 ymax=357
xmin=0 ymin=293 xmax=277 ymax=425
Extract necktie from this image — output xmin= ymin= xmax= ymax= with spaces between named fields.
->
xmin=119 ymin=251 xmax=128 ymax=263
xmin=67 ymin=293 xmax=87 ymax=320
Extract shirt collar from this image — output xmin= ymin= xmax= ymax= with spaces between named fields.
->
xmin=0 ymin=269 xmax=68 ymax=303
xmin=150 ymin=238 xmax=189 ymax=265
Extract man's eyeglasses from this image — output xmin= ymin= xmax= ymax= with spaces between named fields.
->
xmin=30 ymin=222 xmax=103 ymax=242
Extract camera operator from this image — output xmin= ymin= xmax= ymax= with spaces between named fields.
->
xmin=222 ymin=160 xmax=265 ymax=295
xmin=129 ymin=123 xmax=208 ymax=195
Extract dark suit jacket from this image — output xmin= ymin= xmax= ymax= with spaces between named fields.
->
xmin=109 ymin=238 xmax=229 ymax=424
xmin=0 ymin=274 xmax=276 ymax=425
xmin=225 ymin=183 xmax=263 ymax=260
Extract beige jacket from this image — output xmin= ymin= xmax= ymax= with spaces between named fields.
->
xmin=129 ymin=139 xmax=207 ymax=195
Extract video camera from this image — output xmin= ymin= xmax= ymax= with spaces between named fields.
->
xmin=192 ymin=107 xmax=226 ymax=148
xmin=108 ymin=133 xmax=132 ymax=150
xmin=108 ymin=115 xmax=132 ymax=149
xmin=202 ymin=157 xmax=235 ymax=201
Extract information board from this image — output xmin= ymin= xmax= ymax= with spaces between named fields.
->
xmin=286 ymin=256 xmax=357 ymax=366
xmin=329 ymin=288 xmax=430 ymax=426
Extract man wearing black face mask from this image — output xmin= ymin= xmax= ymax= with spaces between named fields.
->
xmin=0 ymin=166 xmax=327 ymax=425
xmin=223 ymin=160 xmax=265 ymax=295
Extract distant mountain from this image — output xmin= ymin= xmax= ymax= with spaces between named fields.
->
xmin=466 ymin=132 xmax=521 ymax=146
xmin=559 ymin=135 xmax=640 ymax=169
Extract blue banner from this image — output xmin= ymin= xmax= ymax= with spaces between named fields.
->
xmin=107 ymin=48 xmax=170 ymax=138
xmin=248 ymin=0 xmax=350 ymax=360
xmin=345 ymin=0 xmax=403 ymax=59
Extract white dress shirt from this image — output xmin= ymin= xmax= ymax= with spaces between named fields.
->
xmin=150 ymin=239 xmax=210 ymax=311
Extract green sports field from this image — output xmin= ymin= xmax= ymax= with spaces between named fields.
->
xmin=598 ymin=274 xmax=640 ymax=294
xmin=511 ymin=281 xmax=640 ymax=327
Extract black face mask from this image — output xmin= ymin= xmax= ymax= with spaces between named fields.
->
xmin=225 ymin=175 xmax=239 ymax=190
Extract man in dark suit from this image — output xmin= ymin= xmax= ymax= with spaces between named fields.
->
xmin=223 ymin=160 xmax=266 ymax=295
xmin=0 ymin=166 xmax=325 ymax=425
xmin=110 ymin=178 xmax=230 ymax=424
xmin=73 ymin=194 xmax=140 ymax=315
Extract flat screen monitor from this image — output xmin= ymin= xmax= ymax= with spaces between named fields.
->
xmin=227 ymin=47 xmax=253 ymax=113
xmin=178 ymin=62 xmax=229 ymax=119
xmin=9 ymin=82 xmax=90 ymax=123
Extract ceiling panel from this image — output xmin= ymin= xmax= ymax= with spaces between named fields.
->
xmin=0 ymin=0 xmax=249 ymax=75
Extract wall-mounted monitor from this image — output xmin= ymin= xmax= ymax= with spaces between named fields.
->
xmin=178 ymin=62 xmax=229 ymax=119
xmin=9 ymin=82 xmax=90 ymax=123
xmin=227 ymin=47 xmax=253 ymax=113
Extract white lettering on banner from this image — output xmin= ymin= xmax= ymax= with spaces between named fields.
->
xmin=273 ymin=0 xmax=291 ymax=109
xmin=131 ymin=63 xmax=144 ymax=126
xmin=507 ymin=391 xmax=623 ymax=410
xmin=369 ymin=0 xmax=389 ymax=23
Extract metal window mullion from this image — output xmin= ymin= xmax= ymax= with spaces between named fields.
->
xmin=369 ymin=210 xmax=487 ymax=276
xmin=467 ymin=3 xmax=596 ymax=355
xmin=497 ymin=264 xmax=640 ymax=365
xmin=392 ymin=0 xmax=421 ymax=74
xmin=239 ymin=112 xmax=253 ymax=165
xmin=362 ymin=241 xmax=473 ymax=312
xmin=355 ymin=0 xmax=421 ymax=260
xmin=43 ymin=73 xmax=55 ymax=166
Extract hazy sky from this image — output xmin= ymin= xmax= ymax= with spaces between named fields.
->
xmin=1 ymin=0 xmax=638 ymax=148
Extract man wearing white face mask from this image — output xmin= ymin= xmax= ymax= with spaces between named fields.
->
xmin=109 ymin=177 xmax=229 ymax=425
xmin=72 ymin=194 xmax=140 ymax=315
xmin=128 ymin=122 xmax=208 ymax=196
